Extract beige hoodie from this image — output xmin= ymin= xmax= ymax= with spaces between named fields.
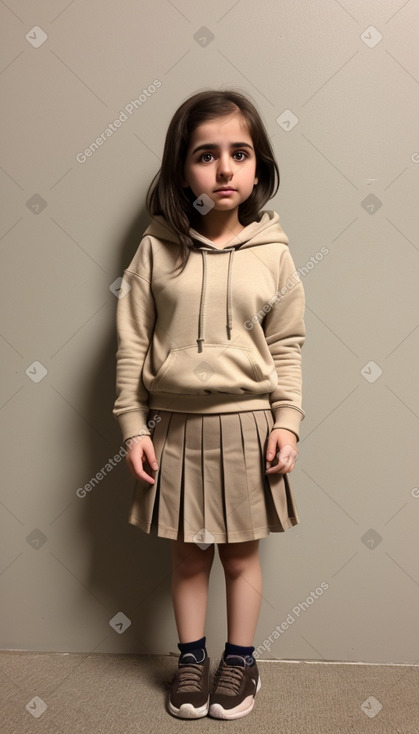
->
xmin=113 ymin=210 xmax=306 ymax=442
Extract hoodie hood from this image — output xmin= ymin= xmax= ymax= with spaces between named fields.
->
xmin=143 ymin=210 xmax=289 ymax=352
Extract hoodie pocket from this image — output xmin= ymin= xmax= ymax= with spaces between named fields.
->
xmin=148 ymin=343 xmax=277 ymax=395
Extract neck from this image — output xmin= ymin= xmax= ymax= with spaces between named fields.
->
xmin=192 ymin=209 xmax=244 ymax=244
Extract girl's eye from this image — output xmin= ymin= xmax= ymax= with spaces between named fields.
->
xmin=198 ymin=150 xmax=249 ymax=163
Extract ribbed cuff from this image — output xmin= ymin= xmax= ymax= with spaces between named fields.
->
xmin=115 ymin=409 xmax=151 ymax=444
xmin=272 ymin=406 xmax=305 ymax=442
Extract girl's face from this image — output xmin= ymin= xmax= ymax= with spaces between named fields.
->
xmin=182 ymin=112 xmax=258 ymax=214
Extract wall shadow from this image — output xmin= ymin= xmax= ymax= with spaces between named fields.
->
xmin=78 ymin=204 xmax=175 ymax=657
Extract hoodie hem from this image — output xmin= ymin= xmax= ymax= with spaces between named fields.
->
xmin=148 ymin=392 xmax=272 ymax=415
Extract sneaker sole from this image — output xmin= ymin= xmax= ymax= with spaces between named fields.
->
xmin=168 ymin=699 xmax=209 ymax=719
xmin=209 ymin=674 xmax=261 ymax=720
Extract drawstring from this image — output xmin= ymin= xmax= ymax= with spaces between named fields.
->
xmin=196 ymin=251 xmax=207 ymax=353
xmin=226 ymin=249 xmax=233 ymax=340
xmin=196 ymin=247 xmax=235 ymax=353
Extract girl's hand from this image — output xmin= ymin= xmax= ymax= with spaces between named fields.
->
xmin=125 ymin=436 xmax=159 ymax=484
xmin=265 ymin=428 xmax=298 ymax=475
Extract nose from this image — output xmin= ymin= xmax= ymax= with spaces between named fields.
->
xmin=217 ymin=152 xmax=233 ymax=180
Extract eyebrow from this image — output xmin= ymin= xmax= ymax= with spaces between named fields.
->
xmin=191 ymin=142 xmax=254 ymax=155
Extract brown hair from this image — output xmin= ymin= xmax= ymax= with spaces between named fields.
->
xmin=146 ymin=89 xmax=280 ymax=274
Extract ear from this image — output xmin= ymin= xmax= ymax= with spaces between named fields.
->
xmin=254 ymin=177 xmax=259 ymax=186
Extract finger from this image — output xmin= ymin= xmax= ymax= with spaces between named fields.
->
xmin=265 ymin=448 xmax=297 ymax=474
xmin=265 ymin=439 xmax=277 ymax=461
xmin=265 ymin=461 xmax=295 ymax=475
xmin=135 ymin=464 xmax=156 ymax=484
xmin=265 ymin=438 xmax=279 ymax=470
xmin=278 ymin=444 xmax=298 ymax=468
xmin=127 ymin=454 xmax=156 ymax=484
xmin=265 ymin=453 xmax=284 ymax=474
xmin=143 ymin=443 xmax=159 ymax=471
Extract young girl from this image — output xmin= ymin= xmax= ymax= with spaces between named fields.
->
xmin=113 ymin=89 xmax=306 ymax=720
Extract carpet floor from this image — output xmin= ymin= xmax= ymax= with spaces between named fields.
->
xmin=0 ymin=652 xmax=418 ymax=733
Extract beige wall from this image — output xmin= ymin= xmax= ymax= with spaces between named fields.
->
xmin=1 ymin=0 xmax=418 ymax=664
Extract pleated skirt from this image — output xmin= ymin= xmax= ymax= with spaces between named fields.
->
xmin=128 ymin=409 xmax=300 ymax=544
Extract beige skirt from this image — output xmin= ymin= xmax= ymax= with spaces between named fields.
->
xmin=128 ymin=408 xmax=300 ymax=544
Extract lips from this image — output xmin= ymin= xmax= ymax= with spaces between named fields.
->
xmin=214 ymin=187 xmax=236 ymax=192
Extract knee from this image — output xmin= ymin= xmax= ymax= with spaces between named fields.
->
xmin=219 ymin=552 xmax=249 ymax=580
xmin=218 ymin=541 xmax=260 ymax=579
xmin=173 ymin=544 xmax=214 ymax=578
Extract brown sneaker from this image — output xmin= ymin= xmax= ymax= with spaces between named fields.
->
xmin=168 ymin=654 xmax=210 ymax=718
xmin=209 ymin=654 xmax=261 ymax=719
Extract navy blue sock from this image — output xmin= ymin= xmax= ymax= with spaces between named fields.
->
xmin=178 ymin=636 xmax=207 ymax=664
xmin=224 ymin=642 xmax=255 ymax=666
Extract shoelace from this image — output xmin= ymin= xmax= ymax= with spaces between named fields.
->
xmin=212 ymin=661 xmax=245 ymax=695
xmin=176 ymin=663 xmax=205 ymax=693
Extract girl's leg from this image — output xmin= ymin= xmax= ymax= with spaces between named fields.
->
xmin=170 ymin=539 xmax=215 ymax=643
xmin=218 ymin=539 xmax=262 ymax=646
